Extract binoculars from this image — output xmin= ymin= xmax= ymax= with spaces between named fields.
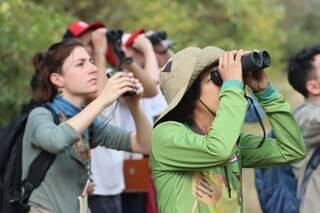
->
xmin=210 ymin=50 xmax=271 ymax=86
xmin=147 ymin=31 xmax=167 ymax=45
xmin=106 ymin=30 xmax=135 ymax=96
xmin=106 ymin=29 xmax=133 ymax=67
xmin=241 ymin=51 xmax=271 ymax=73
xmin=106 ymin=29 xmax=123 ymax=41
xmin=105 ymin=69 xmax=137 ymax=97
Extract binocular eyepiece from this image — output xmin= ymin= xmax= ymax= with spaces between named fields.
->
xmin=210 ymin=50 xmax=271 ymax=86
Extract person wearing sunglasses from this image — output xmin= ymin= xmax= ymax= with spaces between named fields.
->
xmin=150 ymin=46 xmax=306 ymax=213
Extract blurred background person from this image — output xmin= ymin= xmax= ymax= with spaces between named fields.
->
xmin=255 ymin=45 xmax=320 ymax=213
xmin=287 ymin=45 xmax=320 ymax=213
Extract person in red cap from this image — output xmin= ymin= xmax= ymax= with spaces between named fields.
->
xmin=118 ymin=30 xmax=171 ymax=213
xmin=97 ymin=31 xmax=162 ymax=213
xmin=63 ymin=21 xmax=159 ymax=98
xmin=87 ymin=28 xmax=167 ymax=213
xmin=109 ymin=30 xmax=160 ymax=97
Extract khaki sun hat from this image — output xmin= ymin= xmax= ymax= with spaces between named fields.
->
xmin=155 ymin=46 xmax=225 ymax=127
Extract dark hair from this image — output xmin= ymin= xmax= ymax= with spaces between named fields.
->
xmin=62 ymin=30 xmax=74 ymax=40
xmin=288 ymin=45 xmax=320 ymax=97
xmin=163 ymin=69 xmax=210 ymax=126
xmin=32 ymin=39 xmax=84 ymax=103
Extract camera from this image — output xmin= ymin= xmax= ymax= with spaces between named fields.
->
xmin=210 ymin=50 xmax=271 ymax=86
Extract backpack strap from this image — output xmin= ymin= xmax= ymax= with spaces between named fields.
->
xmin=298 ymin=146 xmax=320 ymax=201
xmin=10 ymin=105 xmax=59 ymax=208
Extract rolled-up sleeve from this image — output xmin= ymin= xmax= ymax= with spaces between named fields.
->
xmin=91 ymin=123 xmax=132 ymax=151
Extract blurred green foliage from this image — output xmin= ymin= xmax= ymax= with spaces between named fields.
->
xmin=0 ymin=0 xmax=73 ymax=124
xmin=1 ymin=0 xmax=319 ymax=125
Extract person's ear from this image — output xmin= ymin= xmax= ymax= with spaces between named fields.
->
xmin=50 ymin=73 xmax=64 ymax=88
xmin=306 ymin=79 xmax=320 ymax=96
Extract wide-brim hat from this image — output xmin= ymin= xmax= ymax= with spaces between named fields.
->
xmin=155 ymin=46 xmax=225 ymax=127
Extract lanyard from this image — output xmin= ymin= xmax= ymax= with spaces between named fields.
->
xmin=59 ymin=112 xmax=92 ymax=177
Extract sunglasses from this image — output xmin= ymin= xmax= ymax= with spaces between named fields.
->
xmin=209 ymin=68 xmax=223 ymax=86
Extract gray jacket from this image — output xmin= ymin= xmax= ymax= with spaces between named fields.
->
xmin=292 ymin=100 xmax=320 ymax=213
xmin=22 ymin=107 xmax=132 ymax=213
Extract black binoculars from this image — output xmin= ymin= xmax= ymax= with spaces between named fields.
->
xmin=106 ymin=29 xmax=123 ymax=41
xmin=106 ymin=30 xmax=135 ymax=96
xmin=147 ymin=31 xmax=167 ymax=45
xmin=210 ymin=50 xmax=271 ymax=86
xmin=241 ymin=51 xmax=271 ymax=73
xmin=105 ymin=69 xmax=137 ymax=97
xmin=106 ymin=29 xmax=133 ymax=68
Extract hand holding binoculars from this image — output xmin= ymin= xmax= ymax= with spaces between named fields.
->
xmin=210 ymin=50 xmax=271 ymax=86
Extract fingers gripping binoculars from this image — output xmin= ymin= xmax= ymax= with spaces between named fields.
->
xmin=210 ymin=51 xmax=271 ymax=86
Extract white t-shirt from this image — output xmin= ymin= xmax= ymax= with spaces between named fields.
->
xmin=90 ymin=89 xmax=167 ymax=195
xmin=90 ymin=102 xmax=125 ymax=195
xmin=123 ymin=89 xmax=167 ymax=159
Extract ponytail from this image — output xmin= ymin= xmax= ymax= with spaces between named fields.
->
xmin=31 ymin=39 xmax=84 ymax=103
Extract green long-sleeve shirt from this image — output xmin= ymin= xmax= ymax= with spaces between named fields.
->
xmin=150 ymin=82 xmax=306 ymax=213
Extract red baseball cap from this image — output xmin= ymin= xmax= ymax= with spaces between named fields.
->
xmin=63 ymin=21 xmax=105 ymax=39
xmin=124 ymin=29 xmax=145 ymax=47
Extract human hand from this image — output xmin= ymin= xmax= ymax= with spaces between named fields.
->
xmin=132 ymin=34 xmax=153 ymax=53
xmin=123 ymin=78 xmax=144 ymax=108
xmin=91 ymin=28 xmax=108 ymax=54
xmin=218 ymin=50 xmax=245 ymax=82
xmin=97 ymin=72 xmax=136 ymax=107
xmin=86 ymin=181 xmax=96 ymax=196
xmin=242 ymin=50 xmax=269 ymax=92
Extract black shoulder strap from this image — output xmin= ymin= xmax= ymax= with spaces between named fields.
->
xmin=43 ymin=104 xmax=60 ymax=125
xmin=298 ymin=146 xmax=320 ymax=200
xmin=12 ymin=105 xmax=59 ymax=207
xmin=239 ymin=95 xmax=266 ymax=149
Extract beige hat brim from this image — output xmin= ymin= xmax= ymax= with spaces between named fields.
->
xmin=155 ymin=46 xmax=225 ymax=127
xmin=155 ymin=82 xmax=188 ymax=126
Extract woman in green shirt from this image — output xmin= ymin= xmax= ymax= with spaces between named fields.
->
xmin=22 ymin=39 xmax=152 ymax=212
xmin=150 ymin=46 xmax=306 ymax=213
